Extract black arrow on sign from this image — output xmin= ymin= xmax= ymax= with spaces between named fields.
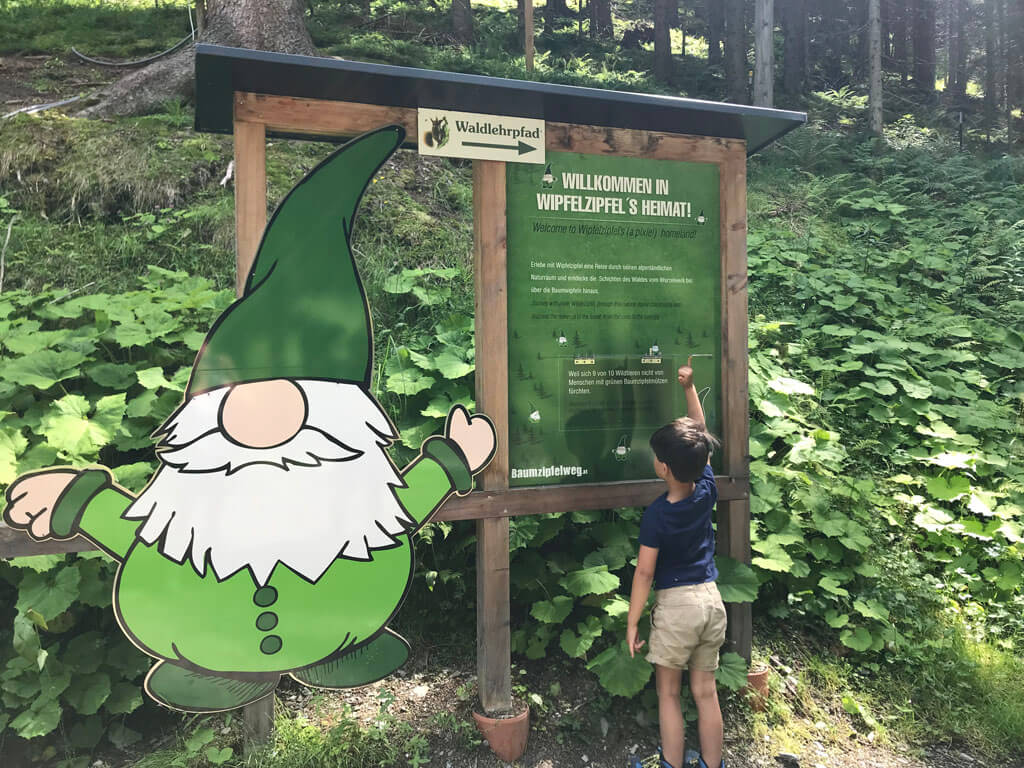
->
xmin=462 ymin=139 xmax=536 ymax=155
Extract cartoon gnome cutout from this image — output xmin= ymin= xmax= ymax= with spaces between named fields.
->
xmin=3 ymin=126 xmax=496 ymax=714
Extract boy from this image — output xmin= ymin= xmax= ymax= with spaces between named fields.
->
xmin=627 ymin=360 xmax=726 ymax=768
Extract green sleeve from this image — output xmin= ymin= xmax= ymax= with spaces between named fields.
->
xmin=51 ymin=469 xmax=138 ymax=560
xmin=396 ymin=437 xmax=473 ymax=529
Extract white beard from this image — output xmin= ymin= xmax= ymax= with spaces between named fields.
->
xmin=125 ymin=380 xmax=412 ymax=586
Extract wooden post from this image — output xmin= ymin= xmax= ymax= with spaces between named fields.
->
xmin=233 ymin=108 xmax=266 ymax=295
xmin=472 ymin=159 xmax=513 ymax=714
xmin=233 ymin=103 xmax=274 ymax=747
xmin=525 ymin=0 xmax=535 ymax=72
xmin=718 ymin=146 xmax=752 ymax=662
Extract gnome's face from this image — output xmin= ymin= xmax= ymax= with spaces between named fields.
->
xmin=123 ymin=379 xmax=413 ymax=587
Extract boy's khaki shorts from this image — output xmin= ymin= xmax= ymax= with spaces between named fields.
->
xmin=646 ymin=581 xmax=727 ymax=671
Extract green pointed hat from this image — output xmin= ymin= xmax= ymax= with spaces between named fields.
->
xmin=187 ymin=126 xmax=404 ymax=396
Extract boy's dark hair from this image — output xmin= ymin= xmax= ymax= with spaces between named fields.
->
xmin=649 ymin=417 xmax=720 ymax=483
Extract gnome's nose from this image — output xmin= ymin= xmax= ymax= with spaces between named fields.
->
xmin=220 ymin=379 xmax=307 ymax=448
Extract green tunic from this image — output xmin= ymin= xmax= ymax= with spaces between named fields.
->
xmin=50 ymin=437 xmax=472 ymax=675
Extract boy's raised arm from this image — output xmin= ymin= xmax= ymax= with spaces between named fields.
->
xmin=678 ymin=356 xmax=705 ymax=425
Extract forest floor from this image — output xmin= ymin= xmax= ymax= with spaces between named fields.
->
xmin=85 ymin=633 xmax=1018 ymax=768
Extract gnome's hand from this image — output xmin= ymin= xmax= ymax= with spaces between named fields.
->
xmin=445 ymin=405 xmax=497 ymax=474
xmin=3 ymin=469 xmax=78 ymax=540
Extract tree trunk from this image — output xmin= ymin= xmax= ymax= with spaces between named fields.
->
xmin=591 ymin=0 xmax=612 ymax=37
xmin=654 ymin=0 xmax=673 ymax=82
xmin=707 ymin=0 xmax=724 ymax=65
xmin=753 ymin=0 xmax=773 ymax=106
xmin=869 ymin=0 xmax=884 ymax=134
xmin=952 ymin=0 xmax=967 ymax=101
xmin=452 ymin=0 xmax=474 ymax=42
xmin=80 ymin=0 xmax=314 ymax=118
xmin=892 ymin=0 xmax=909 ymax=83
xmin=725 ymin=0 xmax=747 ymax=102
xmin=668 ymin=0 xmax=679 ymax=30
xmin=546 ymin=0 xmax=570 ymax=31
xmin=984 ymin=0 xmax=996 ymax=127
xmin=781 ymin=0 xmax=806 ymax=95
xmin=912 ymin=0 xmax=936 ymax=92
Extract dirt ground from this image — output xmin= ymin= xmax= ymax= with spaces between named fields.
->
xmin=0 ymin=53 xmax=115 ymax=116
xmin=268 ymin=642 xmax=1019 ymax=768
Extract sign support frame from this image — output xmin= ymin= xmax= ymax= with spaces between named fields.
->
xmin=0 ymin=78 xmax=769 ymax=733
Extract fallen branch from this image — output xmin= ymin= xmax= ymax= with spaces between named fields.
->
xmin=2 ymin=96 xmax=83 ymax=120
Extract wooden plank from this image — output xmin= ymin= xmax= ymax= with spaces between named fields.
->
xmin=235 ymin=92 xmax=417 ymax=141
xmin=0 ymin=526 xmax=94 ymax=558
xmin=232 ymin=116 xmax=266 ymax=294
xmin=437 ymin=475 xmax=748 ymax=522
xmin=718 ymin=144 xmax=752 ymax=662
xmin=545 ymin=122 xmax=742 ymax=162
xmin=472 ymin=159 xmax=513 ymax=714
xmin=243 ymin=696 xmax=274 ymax=755
xmin=232 ymin=111 xmax=275 ymax=743
xmin=234 ymin=93 xmax=742 ymax=163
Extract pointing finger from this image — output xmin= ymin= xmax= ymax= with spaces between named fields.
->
xmin=687 ymin=355 xmax=693 ymax=368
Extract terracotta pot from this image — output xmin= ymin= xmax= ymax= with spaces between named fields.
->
xmin=742 ymin=665 xmax=771 ymax=712
xmin=472 ymin=705 xmax=530 ymax=762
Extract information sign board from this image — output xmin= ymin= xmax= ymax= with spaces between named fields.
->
xmin=506 ymin=151 xmax=721 ymax=487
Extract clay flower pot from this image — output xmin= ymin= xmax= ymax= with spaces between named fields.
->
xmin=742 ymin=664 xmax=771 ymax=712
xmin=472 ymin=704 xmax=530 ymax=762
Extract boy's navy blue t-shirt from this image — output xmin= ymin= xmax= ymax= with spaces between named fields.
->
xmin=638 ymin=464 xmax=718 ymax=590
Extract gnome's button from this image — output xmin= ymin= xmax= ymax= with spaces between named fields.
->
xmin=253 ymin=587 xmax=277 ymax=607
xmin=260 ymin=635 xmax=282 ymax=655
xmin=256 ymin=612 xmax=278 ymax=631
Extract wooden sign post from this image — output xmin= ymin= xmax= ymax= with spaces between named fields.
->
xmin=0 ymin=45 xmax=804 ymax=733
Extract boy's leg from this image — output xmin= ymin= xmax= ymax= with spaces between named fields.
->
xmin=655 ymin=664 xmax=685 ymax=768
xmin=689 ymin=668 xmax=723 ymax=768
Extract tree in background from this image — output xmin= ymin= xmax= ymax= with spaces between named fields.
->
xmin=452 ymin=0 xmax=474 ymax=42
xmin=654 ymin=0 xmax=673 ymax=82
xmin=80 ymin=0 xmax=314 ymax=118
xmin=869 ymin=0 xmax=884 ymax=133
xmin=725 ymin=0 xmax=747 ymax=102
xmin=706 ymin=0 xmax=724 ymax=66
xmin=753 ymin=0 xmax=774 ymax=106
xmin=591 ymin=0 xmax=613 ymax=38
xmin=780 ymin=0 xmax=807 ymax=96
xmin=913 ymin=0 xmax=937 ymax=92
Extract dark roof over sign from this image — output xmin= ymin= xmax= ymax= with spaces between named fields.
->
xmin=194 ymin=44 xmax=805 ymax=154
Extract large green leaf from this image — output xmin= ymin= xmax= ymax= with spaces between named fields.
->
xmin=560 ymin=566 xmax=620 ymax=597
xmin=586 ymin=645 xmax=652 ymax=697
xmin=715 ymin=557 xmax=759 ymax=603
xmin=2 ymin=349 xmax=90 ymax=390
xmin=39 ymin=393 xmax=126 ymax=458
xmin=840 ymin=627 xmax=873 ymax=652
xmin=715 ymin=651 xmax=749 ymax=691
xmin=559 ymin=616 xmax=604 ymax=658
xmin=65 ymin=672 xmax=111 ymax=715
xmin=433 ymin=349 xmax=474 ymax=380
xmin=16 ymin=566 xmax=82 ymax=623
xmin=9 ymin=697 xmax=61 ymax=739
xmin=530 ymin=595 xmax=574 ymax=624
xmin=926 ymin=474 xmax=970 ymax=501
xmin=385 ymin=369 xmax=435 ymax=396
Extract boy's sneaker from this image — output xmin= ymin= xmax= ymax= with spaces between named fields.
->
xmin=683 ymin=748 xmax=701 ymax=766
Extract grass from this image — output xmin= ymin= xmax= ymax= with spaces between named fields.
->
xmin=750 ymin=622 xmax=1024 ymax=760
xmin=0 ymin=0 xmax=192 ymax=57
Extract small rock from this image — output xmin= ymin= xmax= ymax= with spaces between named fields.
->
xmin=630 ymin=744 xmax=639 ymax=755
xmin=582 ymin=755 xmax=589 ymax=763
xmin=600 ymin=716 xmax=609 ymax=738
xmin=412 ymin=685 xmax=429 ymax=698
xmin=960 ymin=753 xmax=975 ymax=763
xmin=92 ymin=762 xmax=105 ymax=768
xmin=814 ymin=721 xmax=828 ymax=730
xmin=776 ymin=753 xmax=800 ymax=768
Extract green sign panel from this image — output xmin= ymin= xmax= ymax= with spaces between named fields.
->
xmin=506 ymin=151 xmax=721 ymax=487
